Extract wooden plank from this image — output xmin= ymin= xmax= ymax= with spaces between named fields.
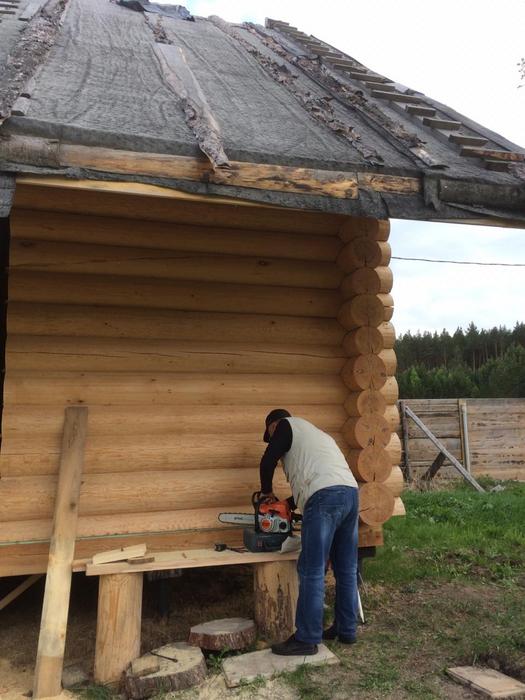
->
xmin=422 ymin=117 xmax=462 ymax=130
xmin=371 ymin=90 xmax=422 ymax=103
xmin=10 ymin=238 xmax=343 ymax=289
xmin=405 ymin=105 xmax=436 ymax=117
xmin=0 ymin=574 xmax=43 ymax=611
xmin=408 ymin=437 xmax=462 ymax=462
xmin=448 ymin=134 xmax=488 ymax=147
xmin=3 ymin=371 xmax=347 ymax=407
xmin=459 ymin=147 xmax=525 ymax=162
xmin=33 ymin=406 xmax=88 ymax=698
xmin=13 ymin=182 xmax=345 ymax=235
xmin=10 ymin=210 xmax=342 ymax=262
xmin=358 ymin=173 xmax=421 ymax=194
xmin=7 ymin=302 xmax=344 ymax=345
xmin=9 ymin=271 xmax=341 ymax=318
xmin=5 ymin=335 xmax=346 ymax=374
xmin=92 ymin=543 xmax=147 ymax=565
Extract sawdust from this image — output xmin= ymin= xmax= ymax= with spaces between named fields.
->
xmin=0 ymin=658 xmax=76 ymax=700
xmin=172 ymin=673 xmax=298 ymax=699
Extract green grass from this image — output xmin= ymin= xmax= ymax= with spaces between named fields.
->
xmin=364 ymin=479 xmax=525 ymax=586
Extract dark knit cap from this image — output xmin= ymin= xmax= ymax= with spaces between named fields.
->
xmin=263 ymin=408 xmax=291 ymax=443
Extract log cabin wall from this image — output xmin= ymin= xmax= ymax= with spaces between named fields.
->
xmin=0 ymin=185 xmax=402 ymax=575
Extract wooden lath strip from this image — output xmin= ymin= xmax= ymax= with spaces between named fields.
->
xmin=460 ymin=147 xmax=525 ymax=162
xmin=422 ymin=117 xmax=462 ymax=131
xmin=371 ymin=90 xmax=422 ymax=104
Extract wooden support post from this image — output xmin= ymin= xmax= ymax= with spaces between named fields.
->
xmin=253 ymin=560 xmax=298 ymax=643
xmin=94 ymin=573 xmax=143 ymax=684
xmin=399 ymin=400 xmax=411 ymax=482
xmin=33 ymin=406 xmax=88 ymax=699
xmin=458 ymin=399 xmax=472 ymax=473
xmin=422 ymin=452 xmax=446 ymax=482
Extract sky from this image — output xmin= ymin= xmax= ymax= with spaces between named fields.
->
xmin=167 ymin=0 xmax=525 ymax=334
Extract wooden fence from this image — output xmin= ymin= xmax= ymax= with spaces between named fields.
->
xmin=399 ymin=398 xmax=525 ymax=481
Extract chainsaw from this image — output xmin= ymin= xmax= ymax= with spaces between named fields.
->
xmin=218 ymin=491 xmax=302 ymax=552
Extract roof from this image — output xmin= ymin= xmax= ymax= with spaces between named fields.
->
xmin=0 ymin=0 xmax=524 ymax=223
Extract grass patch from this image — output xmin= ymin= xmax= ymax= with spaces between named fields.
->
xmin=282 ymin=664 xmax=333 ymax=700
xmin=363 ymin=480 xmax=525 ymax=585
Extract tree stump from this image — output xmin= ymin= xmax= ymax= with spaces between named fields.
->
xmin=123 ymin=643 xmax=206 ymax=699
xmin=188 ymin=618 xmax=256 ymax=651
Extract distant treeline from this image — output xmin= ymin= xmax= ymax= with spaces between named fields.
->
xmin=395 ymin=323 xmax=525 ymax=399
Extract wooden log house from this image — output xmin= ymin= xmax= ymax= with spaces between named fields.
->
xmin=0 ymin=0 xmax=524 ymax=681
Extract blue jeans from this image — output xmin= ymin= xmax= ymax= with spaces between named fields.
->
xmin=295 ymin=485 xmax=359 ymax=644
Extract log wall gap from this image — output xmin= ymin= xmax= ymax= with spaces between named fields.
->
xmin=0 ymin=216 xmax=10 ymax=457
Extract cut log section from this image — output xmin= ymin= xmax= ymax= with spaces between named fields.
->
xmin=339 ymin=218 xmax=390 ymax=242
xmin=338 ymin=294 xmax=386 ymax=329
xmin=337 ymin=238 xmax=391 ymax=272
xmin=342 ymin=414 xmax=390 ymax=448
xmin=341 ymin=354 xmax=387 ymax=391
xmin=386 ymin=432 xmax=402 ymax=465
xmin=254 ymin=560 xmax=298 ymax=643
xmin=344 ymin=389 xmax=387 ymax=417
xmin=340 ymin=266 xmax=393 ymax=296
xmin=123 ymin=643 xmax=207 ymax=699
xmin=359 ymin=482 xmax=395 ymax=526
xmin=347 ymin=445 xmax=392 ymax=482
xmin=188 ymin=618 xmax=256 ymax=650
xmin=384 ymin=404 xmax=401 ymax=432
xmin=343 ymin=322 xmax=395 ymax=355
xmin=380 ymin=376 xmax=399 ymax=404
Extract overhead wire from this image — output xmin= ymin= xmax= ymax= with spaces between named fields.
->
xmin=391 ymin=256 xmax=525 ymax=267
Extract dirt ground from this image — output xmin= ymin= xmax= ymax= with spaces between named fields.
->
xmin=0 ymin=566 xmax=522 ymax=699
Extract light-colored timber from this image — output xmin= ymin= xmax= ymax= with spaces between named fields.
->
xmin=347 ymin=445 xmax=392 ymax=482
xmin=341 ymin=354 xmax=388 ymax=391
xmin=33 ymin=406 xmax=88 ymax=699
xmin=340 ymin=266 xmax=393 ymax=296
xmin=253 ymin=560 xmax=298 ymax=642
xmin=188 ymin=618 xmax=256 ymax=651
xmin=385 ymin=404 xmax=401 ymax=432
xmin=344 ymin=389 xmax=387 ymax=416
xmin=337 ymin=239 xmax=391 ymax=272
xmin=338 ymin=294 xmax=386 ymax=329
xmin=342 ymin=414 xmax=391 ymax=449
xmin=380 ymin=376 xmax=399 ymax=404
xmin=359 ymin=482 xmax=395 ymax=526
xmin=92 ymin=543 xmax=147 ymax=566
xmin=339 ymin=218 xmax=390 ymax=242
xmin=94 ymin=573 xmax=143 ymax=684
xmin=342 ymin=322 xmax=395 ymax=355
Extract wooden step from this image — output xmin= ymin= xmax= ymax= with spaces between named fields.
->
xmin=405 ymin=105 xmax=436 ymax=117
xmin=324 ymin=59 xmax=360 ymax=69
xmin=485 ymin=160 xmax=510 ymax=172
xmin=460 ymin=147 xmax=525 ymax=162
xmin=371 ymin=90 xmax=422 ymax=103
xmin=448 ymin=133 xmax=488 ymax=147
xmin=363 ymin=81 xmax=396 ymax=91
xmin=422 ymin=117 xmax=462 ymax=131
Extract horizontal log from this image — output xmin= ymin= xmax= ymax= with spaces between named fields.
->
xmin=0 ymin=432 xmax=341 ymax=475
xmin=347 ymin=445 xmax=392 ymax=482
xmin=338 ymin=294 xmax=386 ymax=329
xmin=379 ymin=349 xmax=397 ymax=375
xmin=13 ymin=183 xmax=343 ymax=235
xmin=1 ymin=404 xmax=347 ymax=440
xmin=392 ymin=497 xmax=406 ymax=517
xmin=10 ymin=239 xmax=343 ymax=290
xmin=386 ymin=432 xmax=402 ymax=464
xmin=7 ymin=303 xmax=345 ymax=346
xmin=337 ymin=239 xmax=391 ymax=272
xmin=0 ymin=524 xmax=383 ymax=573
xmin=342 ymin=322 xmax=395 ymax=355
xmin=342 ymin=414 xmax=390 ymax=448
xmin=340 ymin=266 xmax=393 ymax=296
xmin=0 ymin=468 xmax=291 ymax=522
xmin=4 ymin=372 xmax=348 ymax=406
xmin=339 ymin=218 xmax=390 ymax=242
xmin=344 ymin=389 xmax=386 ymax=417
xmin=341 ymin=354 xmax=387 ymax=391
xmin=380 ymin=376 xmax=399 ymax=404
xmin=6 ymin=335 xmax=346 ymax=374
xmin=384 ymin=466 xmax=404 ymax=497
xmin=359 ymin=482 xmax=394 ymax=526
xmin=9 ymin=271 xmax=341 ymax=318
xmin=10 ymin=209 xmax=342 ymax=262
xmin=385 ymin=404 xmax=401 ymax=432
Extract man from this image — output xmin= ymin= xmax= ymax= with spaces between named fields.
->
xmin=259 ymin=408 xmax=359 ymax=656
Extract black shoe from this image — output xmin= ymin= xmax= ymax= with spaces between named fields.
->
xmin=322 ymin=625 xmax=357 ymax=645
xmin=271 ymin=634 xmax=318 ymax=656
xmin=322 ymin=624 xmax=338 ymax=640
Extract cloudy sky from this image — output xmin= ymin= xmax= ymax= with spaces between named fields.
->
xmin=175 ymin=1 xmax=525 ymax=334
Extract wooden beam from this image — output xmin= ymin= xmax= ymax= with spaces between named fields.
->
xmin=3 ymin=138 xmax=423 ymax=201
xmin=422 ymin=117 xmax=462 ymax=131
xmin=448 ymin=134 xmax=487 ymax=147
xmin=94 ymin=573 xmax=143 ymax=684
xmin=405 ymin=105 xmax=436 ymax=117
xmin=33 ymin=406 xmax=88 ymax=698
xmin=371 ymin=90 xmax=422 ymax=103
xmin=421 ymin=451 xmax=446 ymax=481
xmin=254 ymin=560 xmax=298 ymax=642
xmin=0 ymin=574 xmax=42 ymax=611
xmin=459 ymin=146 xmax=525 ymax=162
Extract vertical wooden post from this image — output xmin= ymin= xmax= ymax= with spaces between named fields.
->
xmin=399 ymin=400 xmax=411 ymax=482
xmin=33 ymin=406 xmax=88 ymax=698
xmin=253 ymin=560 xmax=298 ymax=643
xmin=458 ymin=399 xmax=471 ymax=473
xmin=94 ymin=573 xmax=143 ymax=684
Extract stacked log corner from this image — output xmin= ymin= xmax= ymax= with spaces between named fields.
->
xmin=338 ymin=218 xmax=402 ymax=537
